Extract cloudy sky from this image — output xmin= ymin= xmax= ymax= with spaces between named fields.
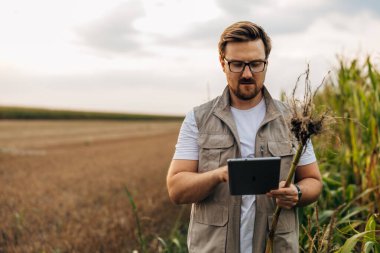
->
xmin=1 ymin=0 xmax=379 ymax=115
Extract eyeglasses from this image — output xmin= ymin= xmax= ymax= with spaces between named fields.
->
xmin=224 ymin=58 xmax=267 ymax=73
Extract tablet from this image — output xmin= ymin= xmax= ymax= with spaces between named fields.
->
xmin=227 ymin=157 xmax=281 ymax=195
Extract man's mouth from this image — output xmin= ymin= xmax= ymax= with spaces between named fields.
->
xmin=239 ymin=81 xmax=255 ymax=85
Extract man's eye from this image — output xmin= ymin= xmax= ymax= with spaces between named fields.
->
xmin=250 ymin=62 xmax=262 ymax=67
xmin=231 ymin=62 xmax=244 ymax=68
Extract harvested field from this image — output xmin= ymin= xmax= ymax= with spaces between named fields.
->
xmin=0 ymin=120 xmax=188 ymax=252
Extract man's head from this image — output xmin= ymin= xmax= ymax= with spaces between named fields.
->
xmin=218 ymin=21 xmax=272 ymax=106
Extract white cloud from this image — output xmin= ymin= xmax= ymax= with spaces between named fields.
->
xmin=135 ymin=0 xmax=222 ymax=36
xmin=265 ymin=10 xmax=380 ymax=98
xmin=0 ymin=0 xmax=130 ymax=74
xmin=1 ymin=0 xmax=380 ymax=114
xmin=273 ymin=11 xmax=380 ymax=59
xmin=75 ymin=0 xmax=146 ymax=56
xmin=273 ymin=0 xmax=330 ymax=8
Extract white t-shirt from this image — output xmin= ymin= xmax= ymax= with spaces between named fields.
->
xmin=173 ymin=98 xmax=316 ymax=253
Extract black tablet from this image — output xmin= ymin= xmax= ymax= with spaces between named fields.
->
xmin=227 ymin=157 xmax=281 ymax=195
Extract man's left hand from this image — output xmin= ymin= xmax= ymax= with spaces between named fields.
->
xmin=266 ymin=181 xmax=298 ymax=209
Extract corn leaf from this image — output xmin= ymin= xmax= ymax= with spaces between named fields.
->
xmin=336 ymin=230 xmax=378 ymax=253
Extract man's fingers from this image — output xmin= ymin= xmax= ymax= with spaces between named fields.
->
xmin=217 ymin=166 xmax=228 ymax=182
xmin=268 ymin=183 xmax=299 ymax=209
xmin=276 ymin=198 xmax=298 ymax=209
xmin=270 ymin=188 xmax=297 ymax=196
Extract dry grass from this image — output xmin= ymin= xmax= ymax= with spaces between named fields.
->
xmin=0 ymin=120 xmax=187 ymax=252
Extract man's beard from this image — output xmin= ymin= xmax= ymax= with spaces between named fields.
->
xmin=231 ymin=78 xmax=262 ymax=101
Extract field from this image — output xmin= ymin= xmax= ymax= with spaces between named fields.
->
xmin=0 ymin=120 xmax=187 ymax=252
xmin=0 ymin=106 xmax=183 ymax=121
xmin=1 ymin=57 xmax=379 ymax=253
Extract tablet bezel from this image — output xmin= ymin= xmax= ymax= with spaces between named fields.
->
xmin=227 ymin=157 xmax=281 ymax=195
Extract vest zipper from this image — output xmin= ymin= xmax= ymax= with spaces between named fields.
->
xmin=260 ymin=145 xmax=264 ymax=157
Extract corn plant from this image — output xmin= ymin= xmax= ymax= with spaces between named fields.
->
xmin=299 ymin=56 xmax=380 ymax=252
xmin=125 ymin=186 xmax=147 ymax=253
xmin=125 ymin=185 xmax=188 ymax=253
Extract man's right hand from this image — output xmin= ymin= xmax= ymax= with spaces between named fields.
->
xmin=166 ymin=160 xmax=228 ymax=204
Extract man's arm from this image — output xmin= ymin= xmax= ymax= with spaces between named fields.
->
xmin=266 ymin=162 xmax=322 ymax=209
xmin=294 ymin=162 xmax=323 ymax=206
xmin=166 ymin=160 xmax=228 ymax=204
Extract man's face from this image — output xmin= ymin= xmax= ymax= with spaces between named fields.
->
xmin=220 ymin=40 xmax=267 ymax=102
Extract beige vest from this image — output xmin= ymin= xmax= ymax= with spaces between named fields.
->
xmin=187 ymin=86 xmax=299 ymax=253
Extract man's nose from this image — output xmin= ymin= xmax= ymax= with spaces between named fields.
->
xmin=241 ymin=65 xmax=253 ymax=78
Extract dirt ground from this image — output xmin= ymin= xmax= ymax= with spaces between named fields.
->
xmin=0 ymin=120 xmax=189 ymax=253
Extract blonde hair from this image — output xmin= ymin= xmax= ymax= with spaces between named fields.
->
xmin=218 ymin=21 xmax=272 ymax=59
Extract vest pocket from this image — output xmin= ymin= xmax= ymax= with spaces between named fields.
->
xmin=188 ymin=203 xmax=228 ymax=252
xmin=194 ymin=202 xmax=228 ymax=226
xmin=267 ymin=209 xmax=295 ymax=234
xmin=198 ymin=134 xmax=234 ymax=171
xmin=267 ymin=210 xmax=298 ymax=252
xmin=267 ymin=141 xmax=295 ymax=156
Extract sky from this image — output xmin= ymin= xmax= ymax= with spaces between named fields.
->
xmin=1 ymin=0 xmax=380 ymax=116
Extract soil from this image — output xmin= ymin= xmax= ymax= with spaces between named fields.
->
xmin=0 ymin=120 xmax=189 ymax=252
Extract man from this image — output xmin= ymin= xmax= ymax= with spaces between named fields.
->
xmin=166 ymin=21 xmax=322 ymax=253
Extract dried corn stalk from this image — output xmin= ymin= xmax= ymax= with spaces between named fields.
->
xmin=265 ymin=65 xmax=333 ymax=253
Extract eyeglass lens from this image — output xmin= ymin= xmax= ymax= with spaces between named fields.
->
xmin=229 ymin=61 xmax=265 ymax=73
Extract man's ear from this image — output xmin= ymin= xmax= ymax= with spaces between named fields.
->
xmin=219 ymin=56 xmax=226 ymax=73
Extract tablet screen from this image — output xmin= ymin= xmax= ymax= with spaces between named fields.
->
xmin=227 ymin=157 xmax=280 ymax=195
